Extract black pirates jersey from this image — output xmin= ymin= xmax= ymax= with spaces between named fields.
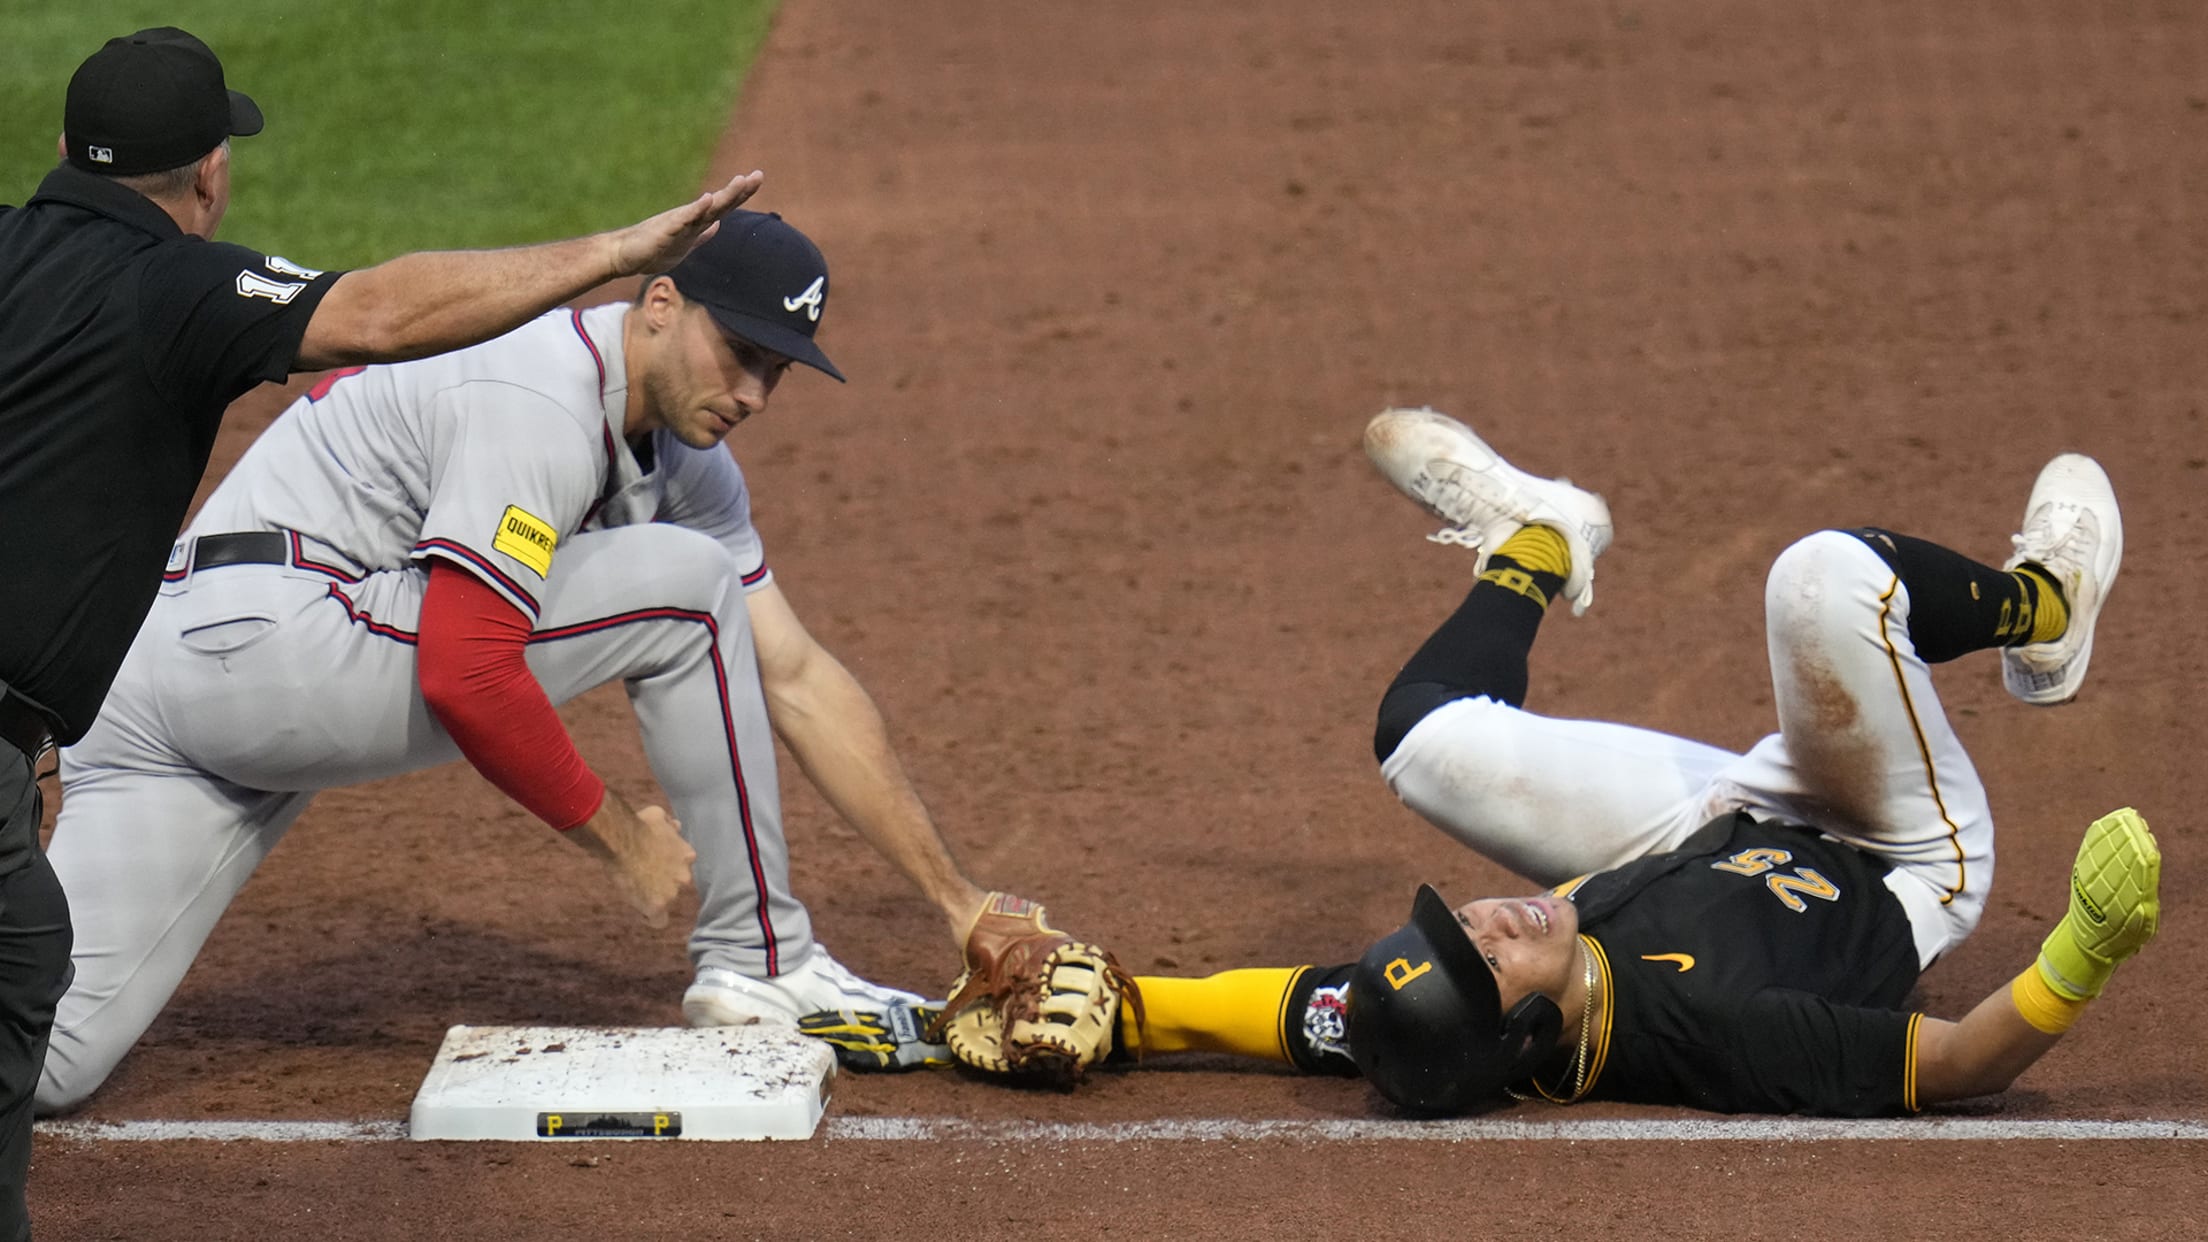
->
xmin=1283 ymin=813 xmax=1927 ymax=1114
xmin=1562 ymin=813 xmax=1924 ymax=1115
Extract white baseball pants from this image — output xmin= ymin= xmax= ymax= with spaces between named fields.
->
xmin=1380 ymin=531 xmax=1993 ymax=970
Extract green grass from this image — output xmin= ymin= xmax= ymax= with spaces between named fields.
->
xmin=0 ymin=0 xmax=776 ymax=267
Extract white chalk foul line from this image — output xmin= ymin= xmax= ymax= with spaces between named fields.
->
xmin=826 ymin=1117 xmax=2208 ymax=1142
xmin=38 ymin=1117 xmax=2208 ymax=1144
xmin=42 ymin=1119 xmax=407 ymax=1143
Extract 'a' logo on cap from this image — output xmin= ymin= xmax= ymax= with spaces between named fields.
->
xmin=89 ymin=146 xmax=114 ymax=164
xmin=782 ymin=276 xmax=825 ymax=322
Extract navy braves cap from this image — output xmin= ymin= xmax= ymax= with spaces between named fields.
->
xmin=666 ymin=211 xmax=845 ymax=382
xmin=65 ymin=27 xmax=263 ymax=176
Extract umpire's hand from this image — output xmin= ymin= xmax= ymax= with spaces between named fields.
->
xmin=608 ymin=169 xmax=767 ymax=276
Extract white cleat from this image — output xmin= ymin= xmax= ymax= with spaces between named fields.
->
xmin=1363 ymin=407 xmax=1614 ymax=614
xmin=682 ymin=945 xmax=925 ymax=1028
xmin=2002 ymin=453 xmax=2122 ymax=706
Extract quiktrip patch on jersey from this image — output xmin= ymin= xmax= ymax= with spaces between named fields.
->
xmin=492 ymin=504 xmax=559 ymax=578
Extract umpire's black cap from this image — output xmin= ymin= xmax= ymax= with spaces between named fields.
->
xmin=666 ymin=211 xmax=845 ymax=382
xmin=1348 ymin=884 xmax=1563 ymax=1115
xmin=65 ymin=27 xmax=264 ymax=176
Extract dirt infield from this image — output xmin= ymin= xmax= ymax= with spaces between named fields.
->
xmin=31 ymin=1 xmax=2208 ymax=1237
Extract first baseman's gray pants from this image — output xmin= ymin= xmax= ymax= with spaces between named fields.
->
xmin=37 ymin=524 xmax=808 ymax=1113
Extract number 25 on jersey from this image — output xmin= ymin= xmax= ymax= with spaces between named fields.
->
xmin=1709 ymin=848 xmax=1841 ymax=913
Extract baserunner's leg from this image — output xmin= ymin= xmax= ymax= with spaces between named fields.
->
xmin=1723 ymin=524 xmax=2072 ymax=965
xmin=1365 ymin=409 xmax=1736 ymax=885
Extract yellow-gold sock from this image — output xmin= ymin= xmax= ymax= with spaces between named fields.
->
xmin=2014 ymin=565 xmax=2069 ymax=644
xmin=1120 ymin=968 xmax=1306 ymax=1063
xmin=1493 ymin=525 xmax=1570 ymax=580
xmin=1478 ymin=526 xmax=1570 ymax=609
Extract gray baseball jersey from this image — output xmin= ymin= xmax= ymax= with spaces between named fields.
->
xmin=189 ymin=301 xmax=769 ymax=614
xmin=41 ymin=303 xmax=812 ymax=1111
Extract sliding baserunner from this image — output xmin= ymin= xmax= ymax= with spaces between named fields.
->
xmin=816 ymin=409 xmax=2159 ymax=1117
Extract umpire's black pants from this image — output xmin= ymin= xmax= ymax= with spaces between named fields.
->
xmin=0 ymin=753 xmax=71 ymax=1242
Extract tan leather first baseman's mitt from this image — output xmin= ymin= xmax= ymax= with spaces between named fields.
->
xmin=923 ymin=892 xmax=1144 ymax=1082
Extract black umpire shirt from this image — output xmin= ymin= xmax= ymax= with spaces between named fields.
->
xmin=1286 ymin=813 xmax=1926 ymax=1116
xmin=0 ymin=164 xmax=341 ymax=868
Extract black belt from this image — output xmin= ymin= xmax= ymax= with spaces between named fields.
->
xmin=0 ymin=689 xmax=54 ymax=764
xmin=190 ymin=530 xmax=291 ymax=571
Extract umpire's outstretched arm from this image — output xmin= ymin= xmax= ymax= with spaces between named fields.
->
xmin=293 ymin=170 xmax=767 ymax=369
xmin=80 ymin=128 xmax=769 ymax=373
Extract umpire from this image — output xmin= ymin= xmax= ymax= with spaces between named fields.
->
xmin=0 ymin=27 xmax=762 ymax=1236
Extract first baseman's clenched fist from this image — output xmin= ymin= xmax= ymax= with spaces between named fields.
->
xmin=566 ymin=792 xmax=697 ymax=928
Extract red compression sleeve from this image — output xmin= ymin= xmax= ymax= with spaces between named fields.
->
xmin=417 ymin=560 xmax=606 ymax=830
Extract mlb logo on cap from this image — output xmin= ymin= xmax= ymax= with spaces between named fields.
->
xmin=64 ymin=27 xmax=265 ymax=176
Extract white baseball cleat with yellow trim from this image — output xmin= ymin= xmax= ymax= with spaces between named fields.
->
xmin=1363 ymin=407 xmax=1613 ymax=615
xmin=2003 ymin=453 xmax=2121 ymax=705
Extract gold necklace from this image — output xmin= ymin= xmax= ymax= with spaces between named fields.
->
xmin=1510 ymin=936 xmax=1600 ymax=1105
xmin=1568 ymin=943 xmax=1596 ymax=1100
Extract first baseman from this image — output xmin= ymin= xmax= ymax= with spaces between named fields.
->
xmin=1 ymin=25 xmax=762 ymax=1218
xmin=828 ymin=409 xmax=2155 ymax=1115
xmin=36 ymin=211 xmax=1000 ymax=1112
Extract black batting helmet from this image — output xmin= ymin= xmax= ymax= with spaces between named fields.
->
xmin=1347 ymin=884 xmax=1564 ymax=1115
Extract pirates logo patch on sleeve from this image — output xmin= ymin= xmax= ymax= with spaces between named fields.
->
xmin=492 ymin=505 xmax=559 ymax=578
xmin=1303 ymin=983 xmax=1352 ymax=1060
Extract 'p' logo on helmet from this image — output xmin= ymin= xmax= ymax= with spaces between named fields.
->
xmin=1383 ymin=957 xmax=1432 ymax=990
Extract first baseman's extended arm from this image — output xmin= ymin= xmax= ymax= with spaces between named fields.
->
xmin=745 ymin=581 xmax=989 ymax=944
xmin=292 ymin=169 xmax=764 ymax=370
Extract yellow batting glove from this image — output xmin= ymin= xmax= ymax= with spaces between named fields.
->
xmin=795 ymin=1004 xmax=952 ymax=1072
xmin=2037 ymin=807 xmax=2161 ymax=1001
